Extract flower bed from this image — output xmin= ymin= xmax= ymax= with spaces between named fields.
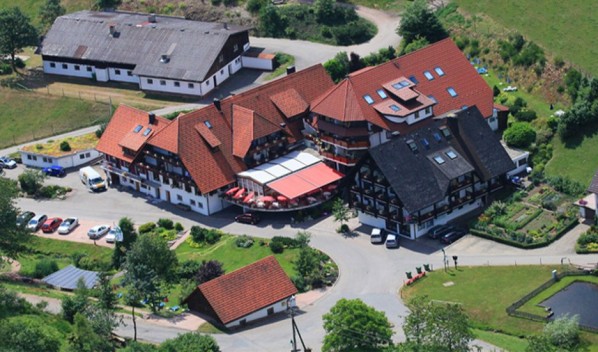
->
xmin=576 ymin=226 xmax=598 ymax=254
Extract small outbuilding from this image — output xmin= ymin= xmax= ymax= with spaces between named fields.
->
xmin=42 ymin=265 xmax=100 ymax=291
xmin=183 ymin=256 xmax=297 ymax=328
xmin=575 ymin=169 xmax=598 ymax=222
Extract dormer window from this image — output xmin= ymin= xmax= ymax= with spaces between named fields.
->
xmin=409 ymin=75 xmax=418 ymax=84
xmin=433 ymin=132 xmax=442 ymax=142
xmin=440 ymin=126 xmax=452 ymax=138
xmin=406 ymin=139 xmax=418 ymax=152
xmin=423 ymin=71 xmax=434 ymax=80
xmin=363 ymin=95 xmax=374 ymax=104
xmin=376 ymin=89 xmax=388 ymax=99
xmin=447 ymin=87 xmax=458 ymax=97
xmin=434 ymin=67 xmax=445 ymax=76
xmin=421 ymin=138 xmax=430 ymax=149
xmin=428 ymin=95 xmax=437 ymax=103
xmin=204 ymin=120 xmax=213 ymax=129
xmin=133 ymin=124 xmax=143 ymax=133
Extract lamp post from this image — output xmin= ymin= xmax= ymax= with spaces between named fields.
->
xmin=442 ymin=248 xmax=448 ymax=272
xmin=287 ymin=295 xmax=310 ymax=352
xmin=452 ymin=255 xmax=458 ymax=270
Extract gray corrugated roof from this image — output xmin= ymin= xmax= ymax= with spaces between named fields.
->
xmin=42 ymin=265 xmax=100 ymax=290
xmin=42 ymin=11 xmax=248 ymax=81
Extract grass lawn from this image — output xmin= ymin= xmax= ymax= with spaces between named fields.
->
xmin=346 ymin=0 xmax=408 ymax=14
xmin=473 ymin=328 xmax=528 ymax=352
xmin=455 ymin=0 xmax=598 ymax=77
xmin=0 ymin=0 xmax=89 ymax=25
xmin=265 ymin=53 xmax=295 ymax=81
xmin=546 ymin=122 xmax=598 ymax=185
xmin=0 ymin=88 xmax=112 ymax=148
xmin=21 ymin=132 xmax=99 ymax=156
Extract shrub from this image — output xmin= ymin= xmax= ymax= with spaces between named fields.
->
xmin=205 ymin=229 xmax=221 ymax=244
xmin=18 ymin=170 xmax=46 ymax=196
xmin=270 ymin=241 xmax=284 ymax=254
xmin=59 ymin=141 xmax=71 ymax=152
xmin=77 ymin=257 xmax=111 ymax=271
xmin=33 ymin=259 xmax=59 ymax=278
xmin=0 ymin=62 xmax=13 ymax=75
xmin=177 ymin=260 xmax=202 ymax=280
xmin=174 ymin=222 xmax=184 ymax=232
xmin=271 ymin=236 xmax=301 ymax=248
xmin=157 ymin=218 xmax=174 ymax=230
xmin=508 ymin=96 xmax=527 ymax=115
xmin=493 ymin=85 xmax=500 ymax=97
xmin=95 ymin=123 xmax=107 ymax=138
xmin=235 ymin=235 xmax=254 ymax=248
xmin=138 ymin=222 xmax=156 ymax=234
xmin=37 ymin=185 xmax=71 ymax=199
xmin=246 ymin=0 xmax=267 ymax=13
xmin=503 ymin=122 xmax=536 ymax=148
xmin=158 ymin=228 xmax=177 ymax=241
xmin=514 ymin=109 xmax=537 ymax=122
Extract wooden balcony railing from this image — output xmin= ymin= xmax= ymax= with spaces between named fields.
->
xmin=319 ymin=135 xmax=369 ymax=149
xmin=321 ymin=151 xmax=359 ymax=166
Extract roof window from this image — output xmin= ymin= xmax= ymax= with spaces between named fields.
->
xmin=428 ymin=95 xmax=437 ymax=103
xmin=376 ymin=89 xmax=388 ymax=99
xmin=406 ymin=139 xmax=418 ymax=152
xmin=142 ymin=128 xmax=152 ymax=136
xmin=389 ymin=104 xmax=401 ymax=112
xmin=133 ymin=124 xmax=143 ymax=133
xmin=447 ymin=87 xmax=458 ymax=97
xmin=363 ymin=95 xmax=374 ymax=104
xmin=433 ymin=155 xmax=445 ymax=165
xmin=446 ymin=150 xmax=458 ymax=159
xmin=433 ymin=132 xmax=442 ymax=142
xmin=409 ymin=75 xmax=419 ymax=84
xmin=423 ymin=71 xmax=434 ymax=80
xmin=440 ymin=126 xmax=452 ymax=138
xmin=204 ymin=120 xmax=213 ymax=129
xmin=461 ymin=105 xmax=468 ymax=110
xmin=434 ymin=67 xmax=445 ymax=76
xmin=421 ymin=138 xmax=430 ymax=149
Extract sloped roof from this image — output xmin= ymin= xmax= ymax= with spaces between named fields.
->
xmin=190 ymin=256 xmax=297 ymax=324
xmin=96 ymin=105 xmax=170 ymax=163
xmin=149 ymin=117 xmax=179 ymax=154
xmin=42 ymin=11 xmax=248 ymax=81
xmin=232 ymin=105 xmax=281 ymax=158
xmin=368 ymin=106 xmax=514 ymax=212
xmin=311 ymin=38 xmax=493 ymax=133
xmin=42 ymin=265 xmax=99 ymax=290
xmin=195 ymin=122 xmax=222 ymax=148
xmin=270 ymin=88 xmax=310 ymax=118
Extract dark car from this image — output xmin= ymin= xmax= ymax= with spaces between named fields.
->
xmin=428 ymin=225 xmax=455 ymax=240
xmin=41 ymin=217 xmax=63 ymax=233
xmin=42 ymin=165 xmax=65 ymax=177
xmin=235 ymin=213 xmax=260 ymax=225
xmin=440 ymin=229 xmax=466 ymax=244
xmin=16 ymin=211 xmax=36 ymax=228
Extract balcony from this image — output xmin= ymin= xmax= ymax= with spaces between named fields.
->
xmin=450 ymin=178 xmax=474 ymax=192
xmin=319 ymin=135 xmax=369 ymax=150
xmin=225 ymin=186 xmax=338 ymax=213
xmin=321 ymin=151 xmax=359 ymax=166
xmin=435 ymin=204 xmax=450 ymax=215
xmin=473 ymin=188 xmax=488 ymax=198
xmin=489 ymin=182 xmax=504 ymax=192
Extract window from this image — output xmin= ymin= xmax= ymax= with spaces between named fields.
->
xmin=461 ymin=105 xmax=468 ymax=110
xmin=133 ymin=124 xmax=143 ymax=133
xmin=363 ymin=95 xmax=374 ymax=104
xmin=174 ymin=81 xmax=180 ymax=87
xmin=392 ymin=80 xmax=410 ymax=90
xmin=190 ymin=199 xmax=196 ymax=206
xmin=49 ymin=62 xmax=56 ymax=68
xmin=147 ymin=79 xmax=153 ymax=84
xmin=79 ymin=154 xmax=85 ymax=159
xmin=62 ymin=64 xmax=68 ymax=69
xmin=234 ymin=44 xmax=239 ymax=52
xmin=74 ymin=65 xmax=80 ymax=71
xmin=446 ymin=150 xmax=458 ymax=159
xmin=160 ymin=80 xmax=166 ymax=86
xmin=434 ymin=67 xmax=445 ymax=76
xmin=85 ymin=152 xmax=91 ymax=157
xmin=421 ymin=138 xmax=430 ymax=149
xmin=428 ymin=95 xmax=437 ymax=103
xmin=204 ymin=120 xmax=212 ymax=129
xmin=206 ymin=80 xmax=210 ymax=86
xmin=376 ymin=89 xmax=387 ymax=99
xmin=447 ymin=87 xmax=458 ymax=97
xmin=127 ymin=71 xmax=133 ymax=76
xmin=86 ymin=67 xmax=92 ymax=72
xmin=423 ymin=71 xmax=434 ymax=80
xmin=433 ymin=132 xmax=442 ymax=142
xmin=389 ymin=104 xmax=400 ymax=112
xmin=425 ymin=107 xmax=431 ymax=114
xmin=115 ymin=69 xmax=121 ymax=75
xmin=406 ymin=139 xmax=418 ymax=152
xmin=143 ymin=127 xmax=152 ymax=136
xmin=440 ymin=126 xmax=452 ymax=138
xmin=220 ymin=69 xmax=224 ymax=74
xmin=414 ymin=111 xmax=420 ymax=118
xmin=188 ymin=83 xmax=194 ymax=89
xmin=177 ymin=194 xmax=183 ymax=201
xmin=197 ymin=202 xmax=204 ymax=209
xmin=408 ymin=75 xmax=418 ymax=84
xmin=433 ymin=155 xmax=445 ymax=164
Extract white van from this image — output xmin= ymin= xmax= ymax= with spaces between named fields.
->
xmin=370 ymin=228 xmax=386 ymax=244
xmin=79 ymin=166 xmax=107 ymax=192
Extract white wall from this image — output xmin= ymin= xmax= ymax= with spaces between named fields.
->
xmin=506 ymin=152 xmax=530 ymax=177
xmin=43 ymin=61 xmax=94 ymax=79
xmin=108 ymin=68 xmax=140 ymax=84
xmin=357 ymin=211 xmax=386 ymax=230
xmin=139 ymin=76 xmax=203 ymax=96
xmin=242 ymin=56 xmax=274 ymax=71
xmin=214 ymin=66 xmax=230 ymax=86
xmin=95 ymin=68 xmax=109 ymax=82
xmin=229 ymin=57 xmax=243 ymax=74
xmin=20 ymin=149 xmax=101 ymax=169
xmin=411 ymin=199 xmax=482 ymax=239
xmin=225 ymin=299 xmax=289 ymax=328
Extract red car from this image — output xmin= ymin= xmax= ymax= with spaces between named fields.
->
xmin=41 ymin=217 xmax=63 ymax=233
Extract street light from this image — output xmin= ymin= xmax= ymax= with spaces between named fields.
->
xmin=287 ymin=295 xmax=310 ymax=352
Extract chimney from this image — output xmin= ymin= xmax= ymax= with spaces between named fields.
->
xmin=148 ymin=113 xmax=156 ymax=125
xmin=213 ymin=98 xmax=221 ymax=112
xmin=223 ymin=23 xmax=228 ymax=30
xmin=286 ymin=65 xmax=296 ymax=75
xmin=148 ymin=14 xmax=156 ymax=23
xmin=160 ymin=54 xmax=169 ymax=63
xmin=279 ymin=122 xmax=286 ymax=128
xmin=109 ymin=24 xmax=116 ymax=36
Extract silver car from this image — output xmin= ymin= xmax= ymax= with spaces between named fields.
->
xmin=27 ymin=214 xmax=48 ymax=232
xmin=87 ymin=224 xmax=110 ymax=239
xmin=58 ymin=217 xmax=79 ymax=234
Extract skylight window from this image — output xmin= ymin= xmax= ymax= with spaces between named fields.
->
xmin=376 ymin=89 xmax=388 ymax=99
xmin=363 ymin=95 xmax=374 ymax=104
xmin=406 ymin=139 xmax=418 ymax=152
xmin=433 ymin=132 xmax=442 ymax=142
xmin=133 ymin=124 xmax=143 ymax=133
xmin=204 ymin=120 xmax=213 ymax=129
xmin=400 ymin=80 xmax=410 ymax=87
xmin=142 ymin=128 xmax=152 ymax=136
xmin=446 ymin=150 xmax=458 ymax=159
xmin=440 ymin=126 xmax=452 ymax=138
xmin=392 ymin=83 xmax=403 ymax=90
xmin=409 ymin=75 xmax=419 ymax=84
xmin=447 ymin=87 xmax=458 ymax=97
xmin=423 ymin=71 xmax=434 ymax=80
xmin=434 ymin=67 xmax=445 ymax=76
xmin=389 ymin=104 xmax=401 ymax=112
xmin=461 ymin=105 xmax=468 ymax=110
xmin=421 ymin=138 xmax=430 ymax=149
xmin=428 ymin=95 xmax=437 ymax=103
xmin=433 ymin=155 xmax=445 ymax=165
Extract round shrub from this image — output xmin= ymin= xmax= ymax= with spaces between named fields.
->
xmin=270 ymin=241 xmax=284 ymax=254
xmin=138 ymin=222 xmax=156 ymax=234
xmin=174 ymin=222 xmax=184 ymax=232
xmin=190 ymin=225 xmax=205 ymax=243
xmin=33 ymin=259 xmax=58 ymax=278
xmin=59 ymin=141 xmax=71 ymax=152
xmin=514 ymin=109 xmax=537 ymax=122
xmin=503 ymin=122 xmax=536 ymax=148
xmin=204 ymin=230 xmax=221 ymax=244
xmin=235 ymin=235 xmax=254 ymax=248
xmin=157 ymin=218 xmax=174 ymax=230
xmin=177 ymin=260 xmax=202 ymax=280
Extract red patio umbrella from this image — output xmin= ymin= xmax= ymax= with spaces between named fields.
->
xmin=243 ymin=192 xmax=255 ymax=204
xmin=261 ymin=196 xmax=275 ymax=203
xmin=277 ymin=195 xmax=289 ymax=202
xmin=225 ymin=186 xmax=240 ymax=196
xmin=233 ymin=188 xmax=246 ymax=199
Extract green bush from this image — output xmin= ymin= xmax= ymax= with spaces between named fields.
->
xmin=205 ymin=230 xmax=221 ymax=244
xmin=514 ymin=109 xmax=537 ymax=122
xmin=158 ymin=228 xmax=177 ymax=241
xmin=269 ymin=241 xmax=284 ymax=254
xmin=190 ymin=226 xmax=222 ymax=245
xmin=271 ymin=236 xmax=301 ymax=248
xmin=0 ymin=62 xmax=12 ymax=75
xmin=546 ymin=176 xmax=585 ymax=197
xmin=95 ymin=123 xmax=107 ymax=138
xmin=59 ymin=141 xmax=71 ymax=152
xmin=157 ymin=218 xmax=174 ymax=230
xmin=33 ymin=259 xmax=59 ymax=278
xmin=503 ymin=122 xmax=536 ymax=148
xmin=235 ymin=235 xmax=254 ymax=248
xmin=37 ymin=185 xmax=71 ymax=199
xmin=177 ymin=260 xmax=201 ymax=280
xmin=138 ymin=222 xmax=156 ymax=234
xmin=77 ymin=256 xmax=112 ymax=271
xmin=174 ymin=222 xmax=184 ymax=232
xmin=246 ymin=0 xmax=267 ymax=13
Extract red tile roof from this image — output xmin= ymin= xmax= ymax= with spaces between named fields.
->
xmin=232 ymin=105 xmax=282 ymax=158
xmin=96 ymin=105 xmax=170 ymax=163
xmin=270 ymin=88 xmax=309 ymax=118
xmin=149 ymin=117 xmax=179 ymax=154
xmin=311 ymin=38 xmax=493 ymax=133
xmin=195 ymin=122 xmax=222 ymax=149
xmin=191 ymin=256 xmax=297 ymax=324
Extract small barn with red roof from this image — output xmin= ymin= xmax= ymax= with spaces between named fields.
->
xmin=183 ymin=256 xmax=297 ymax=328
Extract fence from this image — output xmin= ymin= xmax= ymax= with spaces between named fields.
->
xmin=42 ymin=85 xmax=115 ymax=106
xmin=506 ymin=270 xmax=598 ymax=333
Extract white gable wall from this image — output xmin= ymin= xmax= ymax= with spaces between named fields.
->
xmin=224 ymin=298 xmax=289 ymax=328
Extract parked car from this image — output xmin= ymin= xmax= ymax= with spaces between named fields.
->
xmin=16 ymin=211 xmax=36 ymax=228
xmin=105 ymin=226 xmax=122 ymax=243
xmin=370 ymin=228 xmax=386 ymax=244
xmin=428 ymin=225 xmax=455 ymax=240
xmin=58 ymin=217 xmax=79 ymax=234
xmin=385 ymin=234 xmax=400 ymax=249
xmin=440 ymin=229 xmax=467 ymax=244
xmin=42 ymin=217 xmax=63 ymax=233
xmin=87 ymin=225 xmax=110 ymax=239
xmin=27 ymin=214 xmax=48 ymax=232
xmin=234 ymin=213 xmax=260 ymax=225
xmin=42 ymin=165 xmax=65 ymax=177
xmin=0 ymin=156 xmax=17 ymax=169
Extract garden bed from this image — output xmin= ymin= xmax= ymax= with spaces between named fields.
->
xmin=576 ymin=226 xmax=598 ymax=254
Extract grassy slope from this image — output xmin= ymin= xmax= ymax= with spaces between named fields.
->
xmin=0 ymin=0 xmax=89 ymax=25
xmin=456 ymin=0 xmax=598 ymax=77
xmin=546 ymin=123 xmax=598 ymax=185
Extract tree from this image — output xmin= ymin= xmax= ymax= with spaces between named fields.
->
xmin=397 ymin=0 xmax=447 ymax=47
xmin=92 ymin=0 xmax=122 ymax=10
xmin=294 ymin=246 xmax=320 ymax=289
xmin=0 ymin=285 xmax=32 ymax=319
xmin=401 ymin=36 xmax=430 ymax=55
xmin=160 ymin=332 xmax=221 ymax=352
xmin=97 ymin=272 xmax=118 ymax=310
xmin=120 ymin=341 xmax=159 ymax=352
xmin=324 ymin=51 xmax=349 ymax=83
xmin=0 ymin=177 xmax=31 ymax=261
xmin=542 ymin=315 xmax=581 ymax=350
xmin=315 ymin=0 xmax=335 ymax=24
xmin=66 ymin=313 xmax=112 ymax=352
xmin=503 ymin=122 xmax=536 ymax=148
xmin=0 ymin=8 xmax=39 ymax=72
xmin=196 ymin=260 xmax=225 ymax=284
xmin=61 ymin=278 xmax=90 ymax=323
xmin=18 ymin=169 xmax=46 ymax=195
xmin=258 ymin=5 xmax=287 ymax=38
xmin=322 ymin=298 xmax=393 ymax=352
xmin=39 ymin=0 xmax=65 ymax=32
xmin=402 ymin=296 xmax=474 ymax=352
xmin=112 ymin=217 xmax=138 ymax=268
xmin=349 ymin=52 xmax=364 ymax=73
xmin=332 ymin=198 xmax=350 ymax=233
xmin=0 ymin=318 xmax=61 ymax=352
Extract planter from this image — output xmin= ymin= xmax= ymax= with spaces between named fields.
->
xmin=406 ymin=272 xmax=412 ymax=279
xmin=416 ymin=267 xmax=422 ymax=274
xmin=423 ymin=264 xmax=431 ymax=272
